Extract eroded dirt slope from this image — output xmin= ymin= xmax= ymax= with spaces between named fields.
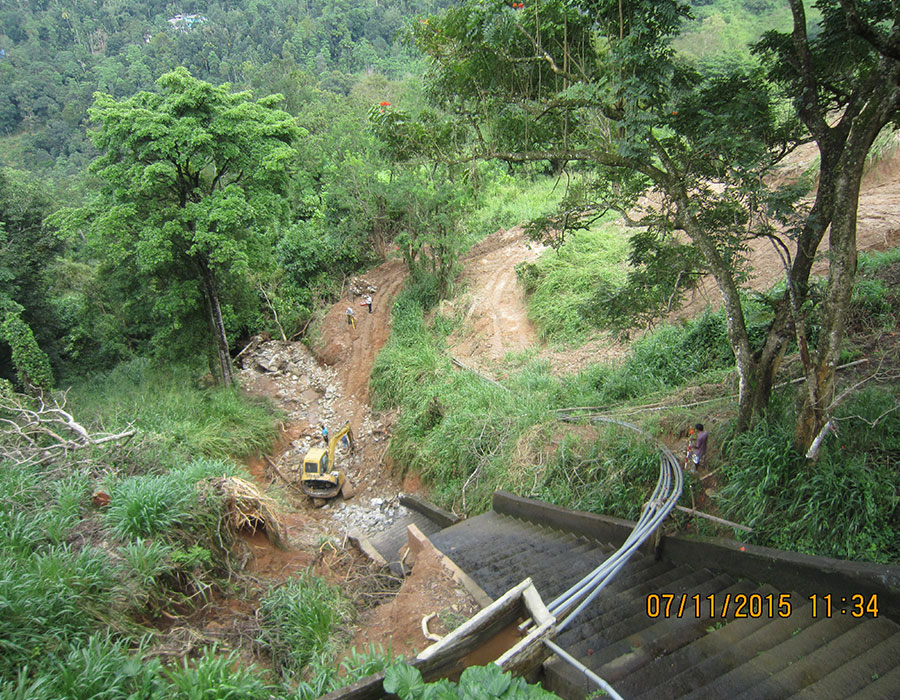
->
xmin=447 ymin=226 xmax=544 ymax=363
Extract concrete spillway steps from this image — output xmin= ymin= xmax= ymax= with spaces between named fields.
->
xmin=428 ymin=510 xmax=900 ymax=700
xmin=368 ymin=506 xmax=445 ymax=570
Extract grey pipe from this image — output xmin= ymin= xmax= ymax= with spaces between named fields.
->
xmin=544 ymin=639 xmax=626 ymax=700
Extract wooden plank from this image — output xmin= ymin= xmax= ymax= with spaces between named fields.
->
xmin=416 ymin=578 xmax=533 ymax=661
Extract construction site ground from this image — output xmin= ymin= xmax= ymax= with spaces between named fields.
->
xmin=228 ymin=150 xmax=900 ymax=674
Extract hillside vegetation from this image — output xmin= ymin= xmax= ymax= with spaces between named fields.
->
xmin=373 ymin=246 xmax=900 ymax=561
xmin=1 ymin=0 xmax=899 ymax=696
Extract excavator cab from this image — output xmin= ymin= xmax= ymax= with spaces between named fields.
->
xmin=299 ymin=422 xmax=352 ymax=499
xmin=303 ymin=449 xmax=329 ymax=476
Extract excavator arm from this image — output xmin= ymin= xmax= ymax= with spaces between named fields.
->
xmin=326 ymin=421 xmax=353 ymax=469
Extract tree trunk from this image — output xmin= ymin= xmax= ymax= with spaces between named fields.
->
xmin=794 ymin=77 xmax=900 ymax=451
xmin=795 ymin=165 xmax=862 ymax=449
xmin=751 ymin=308 xmax=790 ymax=416
xmin=680 ymin=212 xmax=757 ymax=430
xmin=197 ymin=256 xmax=235 ymax=387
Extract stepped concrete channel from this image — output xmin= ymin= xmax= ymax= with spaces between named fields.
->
xmin=332 ymin=491 xmax=900 ymax=699
xmin=376 ymin=490 xmax=900 ymax=700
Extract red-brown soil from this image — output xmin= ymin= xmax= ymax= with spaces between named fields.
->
xmin=343 ymin=545 xmax=481 ymax=660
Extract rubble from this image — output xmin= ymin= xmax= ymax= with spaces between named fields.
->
xmin=348 ymin=277 xmax=378 ymax=297
xmin=332 ymin=496 xmax=409 ymax=536
xmin=238 ymin=338 xmax=398 ymax=535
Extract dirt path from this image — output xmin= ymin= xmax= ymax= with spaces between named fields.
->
xmin=675 ymin=150 xmax=900 ymax=320
xmin=447 ymin=226 xmax=544 ymax=363
xmin=446 ymin=226 xmax=631 ymax=376
xmin=316 ymin=258 xmax=408 ymax=407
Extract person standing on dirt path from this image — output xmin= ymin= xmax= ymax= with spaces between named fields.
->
xmin=364 ymin=294 xmax=373 ymax=313
xmin=691 ymin=423 xmax=709 ymax=469
xmin=346 ymin=306 xmax=356 ymax=329
xmin=321 ymin=424 xmax=328 ymax=444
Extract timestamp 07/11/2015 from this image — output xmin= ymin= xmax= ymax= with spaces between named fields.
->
xmin=645 ymin=592 xmax=879 ymax=620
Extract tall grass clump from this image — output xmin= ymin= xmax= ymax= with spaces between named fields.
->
xmin=864 ymin=126 xmax=900 ymax=171
xmin=717 ymin=388 xmax=900 ymax=562
xmin=0 ymin=546 xmax=120 ymax=677
xmin=164 ymin=646 xmax=273 ymax=700
xmin=40 ymin=634 xmax=163 ymax=700
xmin=536 ymin=426 xmax=661 ymax=519
xmin=105 ymin=458 xmax=234 ymax=539
xmin=69 ymin=359 xmax=279 ymax=459
xmin=516 ymin=224 xmax=630 ymax=344
xmin=288 ymin=644 xmax=397 ymax=700
xmin=0 ymin=634 xmax=164 ymax=700
xmin=856 ymin=245 xmax=900 ymax=274
xmin=258 ymin=571 xmax=352 ymax=679
xmin=465 ymin=171 xmax=568 ymax=243
xmin=847 ymin=249 xmax=900 ymax=337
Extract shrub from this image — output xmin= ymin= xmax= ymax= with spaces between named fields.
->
xmin=1 ymin=311 xmax=54 ymax=391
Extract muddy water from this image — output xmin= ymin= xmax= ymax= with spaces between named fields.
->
xmin=456 ymin=621 xmax=524 ymax=672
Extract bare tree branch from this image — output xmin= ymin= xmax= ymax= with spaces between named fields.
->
xmin=0 ymin=387 xmax=135 ymax=467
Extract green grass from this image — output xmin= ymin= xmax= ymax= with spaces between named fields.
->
xmin=69 ymin=359 xmax=280 ymax=459
xmin=258 ymin=571 xmax=353 ymax=679
xmin=0 ymin=361 xmax=291 ymax=695
xmin=672 ymin=0 xmax=799 ymax=62
xmin=371 ymin=289 xmax=558 ymax=512
xmin=0 ymin=545 xmax=121 ymax=677
xmin=105 ymin=458 xmax=234 ymax=539
xmin=857 ymin=245 xmax=900 ymax=274
xmin=465 ymin=171 xmax=570 ymax=245
xmin=716 ymin=388 xmax=900 ymax=562
xmin=865 ymin=127 xmax=900 ymax=171
xmin=371 ymin=286 xmax=726 ymax=515
xmin=536 ymin=427 xmax=661 ymax=520
xmin=553 ymin=308 xmax=741 ymax=410
xmin=517 ymin=224 xmax=630 ymax=344
xmin=164 ymin=646 xmax=273 ymax=700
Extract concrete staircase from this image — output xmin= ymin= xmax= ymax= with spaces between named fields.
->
xmin=427 ymin=493 xmax=900 ymax=700
xmin=367 ymin=494 xmax=459 ymax=574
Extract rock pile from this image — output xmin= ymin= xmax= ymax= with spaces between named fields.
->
xmin=348 ymin=277 xmax=378 ymax=297
xmin=238 ymin=339 xmax=339 ymax=423
xmin=331 ymin=496 xmax=409 ymax=536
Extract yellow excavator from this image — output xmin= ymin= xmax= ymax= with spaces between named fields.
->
xmin=300 ymin=421 xmax=353 ymax=499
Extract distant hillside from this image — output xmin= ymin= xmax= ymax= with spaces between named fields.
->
xmin=675 ymin=0 xmax=800 ymax=62
xmin=0 ymin=0 xmax=448 ymax=177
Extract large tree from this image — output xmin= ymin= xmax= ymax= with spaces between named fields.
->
xmin=410 ymin=0 xmax=900 ymax=449
xmin=66 ymin=68 xmax=300 ymax=384
xmin=755 ymin=0 xmax=900 ymax=449
xmin=0 ymin=168 xmax=59 ymax=389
